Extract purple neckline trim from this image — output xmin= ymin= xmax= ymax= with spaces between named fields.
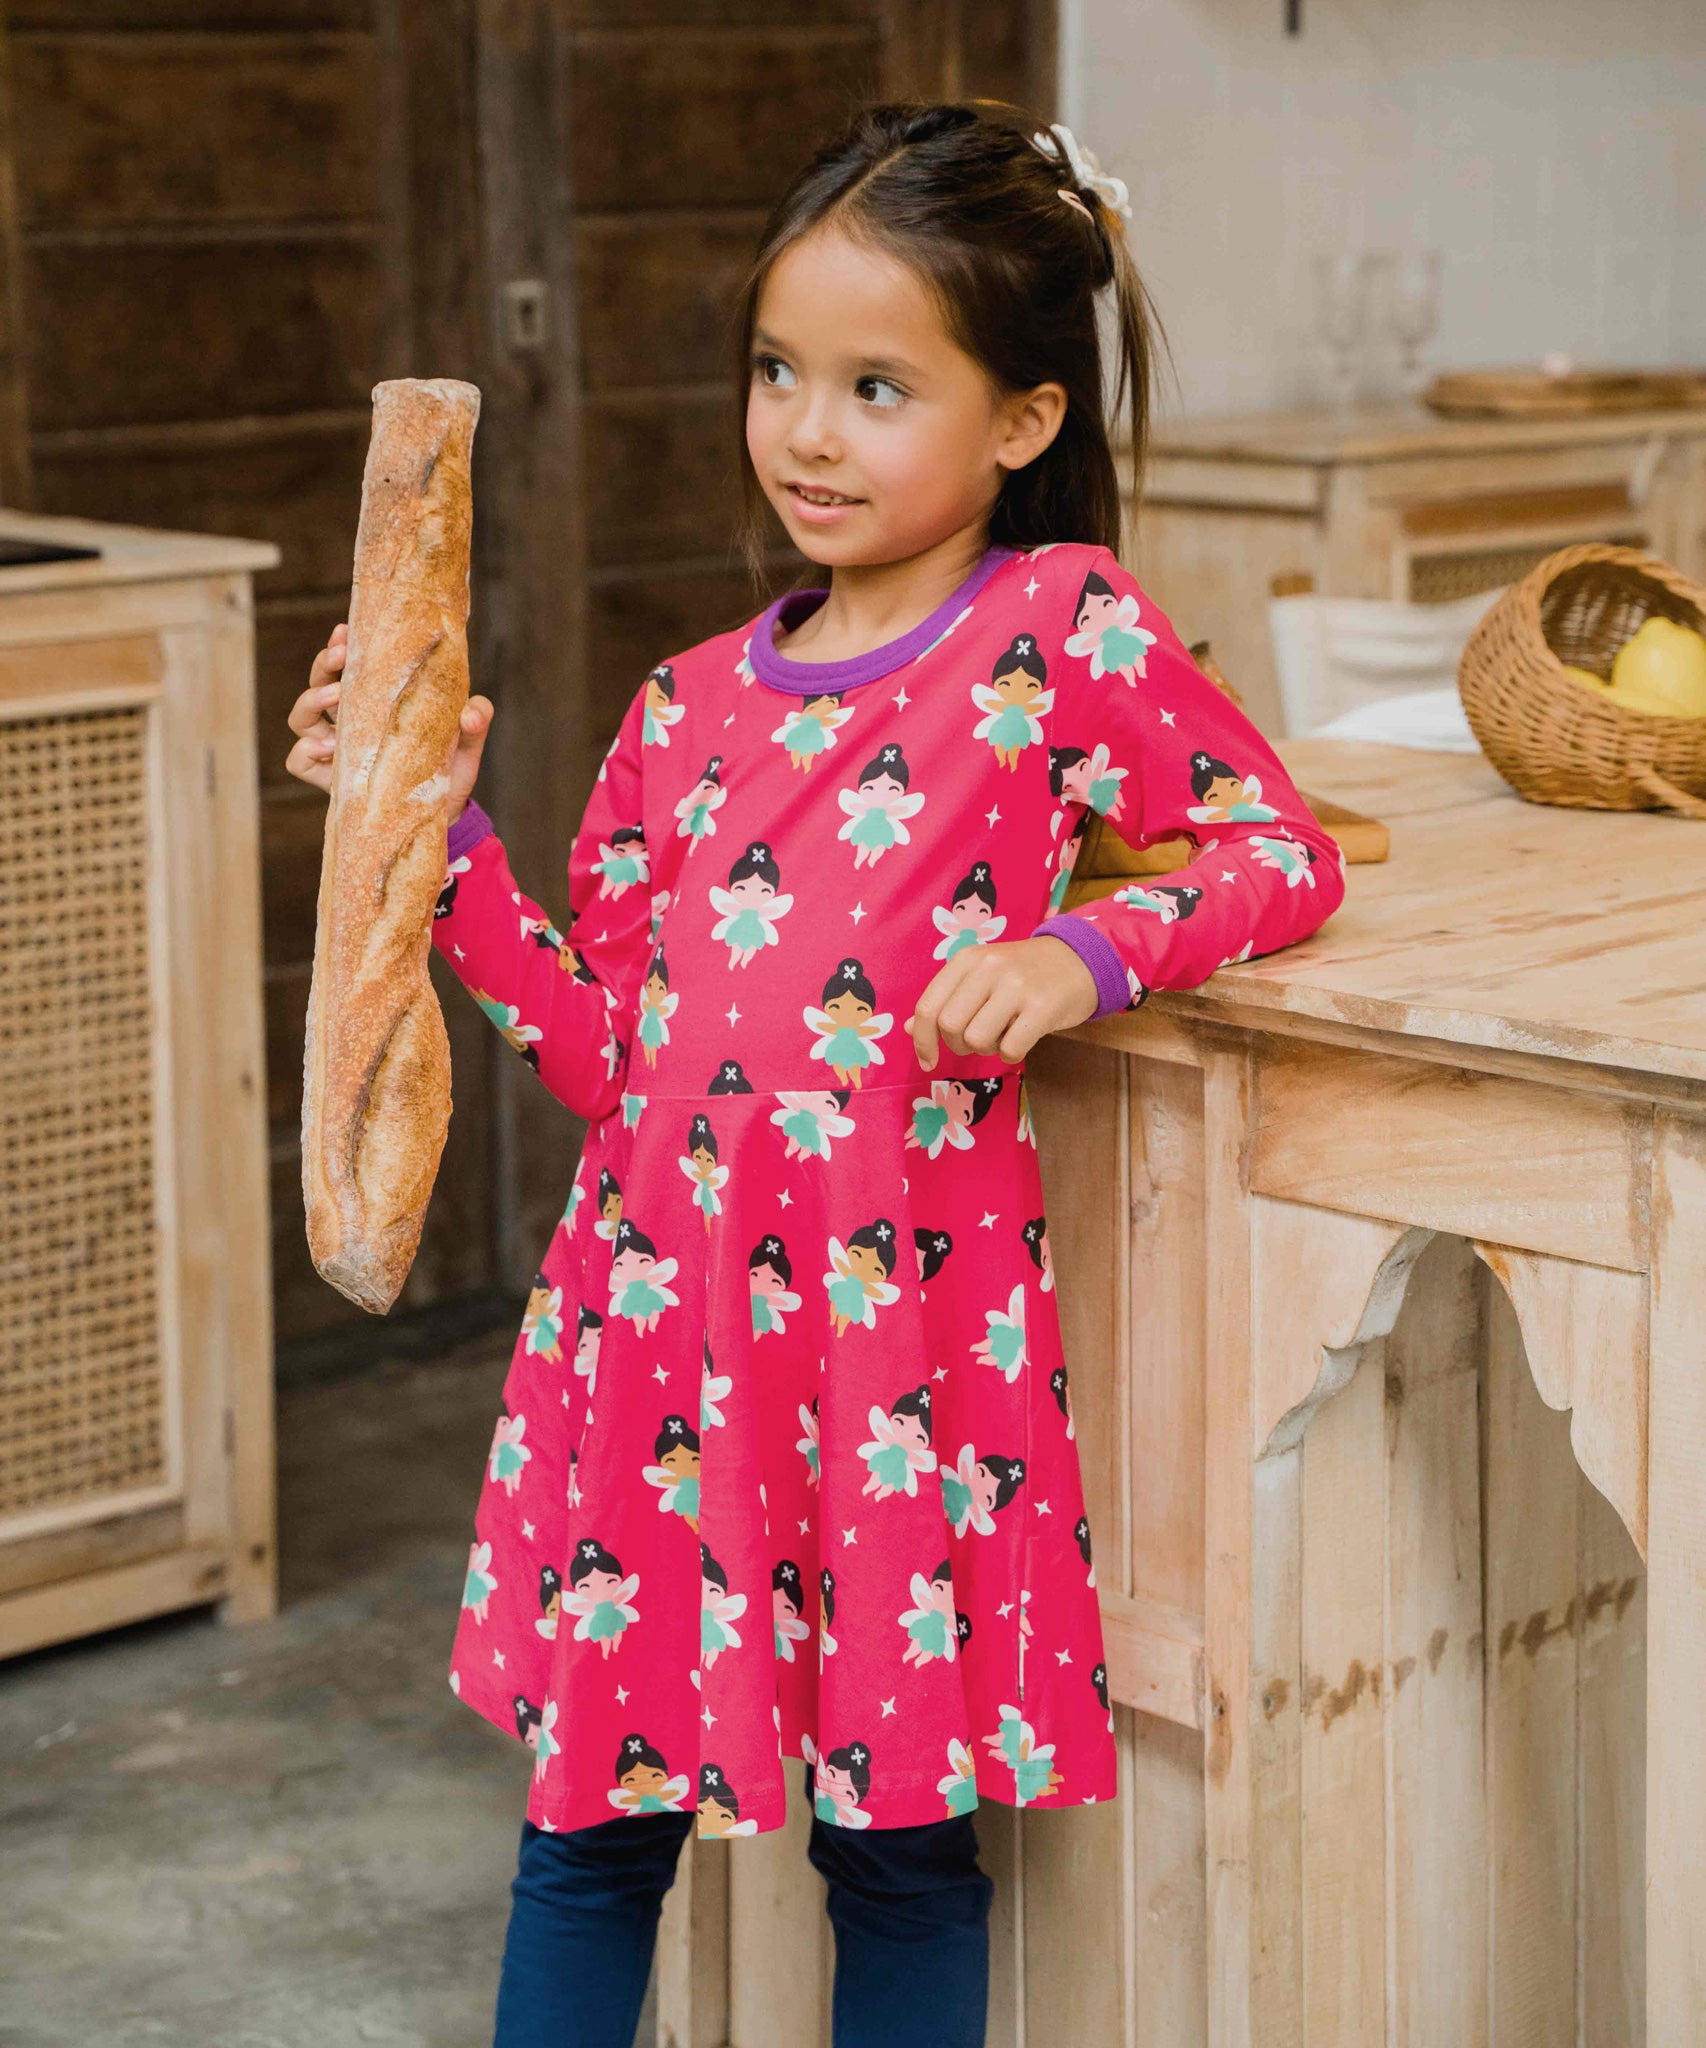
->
xmin=446 ymin=798 xmax=494 ymax=863
xmin=748 ymin=545 xmax=1019 ymax=695
xmin=1034 ymin=914 xmax=1135 ymax=1020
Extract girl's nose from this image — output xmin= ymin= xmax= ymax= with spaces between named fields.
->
xmin=786 ymin=395 xmax=843 ymax=464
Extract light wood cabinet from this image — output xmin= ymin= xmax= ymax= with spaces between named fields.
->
xmin=0 ymin=511 xmax=279 ymax=1658
xmin=1130 ymin=402 xmax=1706 ymax=735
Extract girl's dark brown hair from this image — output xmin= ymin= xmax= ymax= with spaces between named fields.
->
xmin=732 ymin=99 xmax=1165 ymax=589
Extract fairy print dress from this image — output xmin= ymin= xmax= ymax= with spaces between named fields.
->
xmin=434 ymin=540 xmax=1345 ymax=1838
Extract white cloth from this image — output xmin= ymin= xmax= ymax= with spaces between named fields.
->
xmin=1268 ymin=588 xmax=1502 ymax=752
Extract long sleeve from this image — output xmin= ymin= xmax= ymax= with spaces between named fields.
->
xmin=430 ymin=685 xmax=655 ymax=1123
xmin=1034 ymin=545 xmax=1345 ymax=1017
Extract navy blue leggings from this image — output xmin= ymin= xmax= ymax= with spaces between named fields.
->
xmin=492 ymin=1785 xmax=992 ymax=2047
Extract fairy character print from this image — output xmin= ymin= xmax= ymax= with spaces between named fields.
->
xmin=609 ymin=1733 xmax=690 ymax=1814
xmin=701 ymin=1340 xmax=731 ymax=1430
xmin=1186 ymin=749 xmax=1278 ymax=824
xmin=819 ymin=1567 xmax=837 ymax=1658
xmin=678 ymin=1111 xmax=729 ymax=1230
xmin=697 ymin=1763 xmax=758 ymax=1838
xmin=1044 ymin=813 xmax=1087 ymax=919
xmin=573 ymin=1305 xmax=603 ymax=1395
xmin=803 ymin=958 xmax=892 ymax=1089
xmin=907 ymin=1075 xmax=1002 ymax=1159
xmin=643 ymin=1415 xmax=700 ymax=1533
xmin=983 ymin=1704 xmax=1064 ymax=1806
xmin=641 ymin=664 xmax=684 ymax=748
xmin=1022 ymin=1216 xmax=1054 ymax=1292
xmin=837 ymin=744 xmax=924 ymax=868
xmin=521 ymin=1277 xmax=564 ymax=1361
xmin=699 ymin=1543 xmax=746 ymax=1669
xmin=899 ymin=1558 xmax=960 ymax=1667
xmin=462 ymin=1539 xmax=498 ymax=1623
xmin=708 ymin=1058 xmax=754 ymax=1094
xmin=1050 ymin=1365 xmax=1075 ymax=1438
xmin=513 ymin=1694 xmax=542 ymax=1748
xmin=916 ymin=1227 xmax=953 ymax=1285
xmin=931 ymin=860 xmax=1007 ymax=962
xmin=1092 ymin=1661 xmax=1113 ymax=1731
xmin=942 ymin=1446 xmax=1024 ymax=1538
xmin=772 ymin=690 xmax=854 ymax=770
xmin=806 ymin=1737 xmax=874 ymax=1829
xmin=858 ymin=1384 xmax=938 ymax=1502
xmin=488 ymin=1407 xmax=531 ymax=1495
xmin=1075 ymin=1515 xmax=1096 ymax=1587
xmin=636 ymin=948 xmax=678 ymax=1068
xmin=972 ymin=1285 xmax=1028 ymax=1384
xmin=1064 ymin=565 xmax=1158 ymax=686
xmin=435 ymin=851 xmax=471 ymax=919
xmin=771 ymin=1089 xmax=854 ymax=1160
xmin=1111 ymin=881 xmax=1200 ymax=922
xmin=674 ymin=755 xmax=727 ymax=850
xmin=797 ymin=1398 xmax=820 ymax=1489
xmin=773 ymin=1560 xmax=811 ymax=1663
xmin=709 ymin=840 xmax=793 ymax=968
xmin=938 ymin=1739 xmax=979 ymax=1818
xmin=972 ymin=633 xmax=1053 ymax=768
xmin=593 ymin=1169 xmax=623 ymax=1241
xmin=824 ymin=1218 xmax=902 ymax=1336
xmin=620 ymin=1091 xmax=647 ymax=1130
xmin=534 ymin=1701 xmax=562 ymax=1780
xmin=472 ymin=989 xmax=542 ymax=1069
xmin=536 ymin=1564 xmax=562 ymax=1640
xmin=750 ymin=1235 xmax=801 ymax=1338
xmin=1050 ymin=742 xmax=1128 ymax=823
xmin=607 ymin=1218 xmax=679 ymax=1334
xmin=563 ymin=1537 xmax=640 ymax=1657
xmin=593 ymin=824 xmax=650 ymax=899
xmin=1252 ymin=833 xmax=1319 ymax=887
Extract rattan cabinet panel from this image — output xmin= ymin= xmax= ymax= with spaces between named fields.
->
xmin=0 ymin=511 xmax=278 ymax=1654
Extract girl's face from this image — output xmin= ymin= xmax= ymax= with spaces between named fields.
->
xmin=701 ymin=1575 xmax=723 ymax=1610
xmin=645 ymin=676 xmax=671 ymax=712
xmin=690 ymin=1143 xmax=716 ymax=1174
xmin=746 ymin=226 xmax=1064 ymax=569
xmin=576 ymin=1326 xmax=601 ymax=1369
xmin=818 ymin=1760 xmax=858 ymax=1805
xmin=847 ymin=1243 xmax=890 ymax=1288
xmin=950 ymin=891 xmax=995 ymax=933
xmin=774 ymin=1584 xmax=801 ymax=1624
xmin=945 ymin=1081 xmax=978 ymax=1128
xmin=688 ymin=775 xmax=717 ymax=806
xmin=1037 ymin=1232 xmax=1053 ymax=1278
xmin=610 ymin=1247 xmax=652 ymax=1286
xmin=699 ymin=1795 xmax=738 ymax=1835
xmin=622 ymin=1762 xmax=668 ymax=1800
xmin=1076 ymin=588 xmax=1118 ymax=635
xmin=643 ymin=971 xmax=667 ymax=1005
xmin=579 ymin=1565 xmax=620 ymax=1601
xmin=1060 ymin=759 xmax=1092 ymax=804
xmin=1203 ymin=773 xmax=1241 ymax=809
xmin=973 ymin=1463 xmax=1001 ymax=1514
xmin=993 ymin=666 xmax=1034 ymax=704
xmin=599 ymin=1190 xmax=621 ymax=1223
xmin=801 ymin=1091 xmax=842 ymax=1118
xmin=750 ymin=1262 xmax=787 ymax=1301
xmin=858 ymin=770 xmax=904 ymax=805
xmin=823 ymin=991 xmax=871 ymax=1031
xmin=661 ymin=1443 xmax=699 ymax=1479
xmin=727 ymin=873 xmax=774 ymax=907
xmin=804 ymin=694 xmax=839 ymax=717
xmin=891 ymin=1410 xmax=928 ymax=1454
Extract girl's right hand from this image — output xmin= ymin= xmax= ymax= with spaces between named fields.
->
xmin=285 ymin=621 xmax=496 ymax=820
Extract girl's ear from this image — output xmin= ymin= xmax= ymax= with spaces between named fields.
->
xmin=994 ymin=380 xmax=1068 ymax=474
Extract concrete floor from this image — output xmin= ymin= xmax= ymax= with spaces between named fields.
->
xmin=0 ymin=1329 xmax=592 ymax=2048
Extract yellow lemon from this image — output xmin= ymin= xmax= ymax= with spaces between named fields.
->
xmin=1609 ymin=616 xmax=1706 ymax=717
xmin=1562 ymin=664 xmax=1614 ymax=695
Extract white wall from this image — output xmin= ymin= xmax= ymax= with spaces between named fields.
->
xmin=1062 ymin=0 xmax=1706 ymax=417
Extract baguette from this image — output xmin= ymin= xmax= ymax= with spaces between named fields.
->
xmin=302 ymin=377 xmax=482 ymax=1313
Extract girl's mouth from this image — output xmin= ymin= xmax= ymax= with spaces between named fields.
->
xmin=785 ymin=482 xmax=863 ymax=525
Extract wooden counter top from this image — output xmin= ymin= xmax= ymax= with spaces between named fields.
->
xmin=0 ymin=508 xmax=278 ymax=592
xmin=1098 ymin=739 xmax=1706 ymax=1095
xmin=1141 ymin=400 xmax=1706 ymax=468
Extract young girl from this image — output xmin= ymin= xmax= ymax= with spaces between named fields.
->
xmin=287 ymin=99 xmax=1343 ymax=2048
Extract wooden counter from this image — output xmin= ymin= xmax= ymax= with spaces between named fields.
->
xmin=653 ymin=740 xmax=1702 ymax=2048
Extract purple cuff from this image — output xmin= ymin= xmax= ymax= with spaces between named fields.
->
xmin=1034 ymin=914 xmax=1136 ymax=1021
xmin=447 ymin=798 xmax=494 ymax=862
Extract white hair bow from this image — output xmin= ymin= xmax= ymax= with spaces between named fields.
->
xmin=1031 ymin=123 xmax=1132 ymax=220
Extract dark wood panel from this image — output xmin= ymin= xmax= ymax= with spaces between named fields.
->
xmin=259 ymin=784 xmax=327 ymax=970
xmin=255 ymin=597 xmax=346 ymax=789
xmin=263 ymin=964 xmax=312 ymax=1137
xmin=33 ymin=421 xmax=368 ymax=596
xmin=569 ymin=0 xmax=873 ymax=20
xmin=12 ymin=4 xmax=371 ymax=26
xmin=12 ymin=31 xmax=378 ymax=229
xmin=583 ymin=392 xmax=742 ymax=570
xmin=27 ymin=238 xmax=380 ymax=430
xmin=270 ymin=1147 xmax=371 ymax=1340
xmin=586 ymin=563 xmax=760 ymax=749
xmin=569 ymin=28 xmax=880 ymax=211
xmin=578 ymin=214 xmax=758 ymax=393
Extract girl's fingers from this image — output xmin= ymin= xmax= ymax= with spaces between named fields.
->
xmin=943 ymin=986 xmax=1017 ymax=1059
xmin=283 ymin=737 xmax=333 ymax=792
xmin=905 ymin=952 xmax=974 ymax=1071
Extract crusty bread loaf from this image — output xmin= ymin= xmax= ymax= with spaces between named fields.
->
xmin=302 ymin=377 xmax=481 ymax=1313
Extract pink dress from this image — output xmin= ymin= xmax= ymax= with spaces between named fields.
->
xmin=433 ymin=540 xmax=1344 ymax=1837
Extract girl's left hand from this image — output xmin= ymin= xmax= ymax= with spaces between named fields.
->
xmin=906 ymin=937 xmax=1098 ymax=1071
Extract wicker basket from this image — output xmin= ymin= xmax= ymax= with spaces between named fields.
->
xmin=1458 ymin=543 xmax=1706 ymax=817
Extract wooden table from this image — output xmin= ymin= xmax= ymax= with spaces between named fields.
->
xmin=653 ymin=739 xmax=1701 ymax=2048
